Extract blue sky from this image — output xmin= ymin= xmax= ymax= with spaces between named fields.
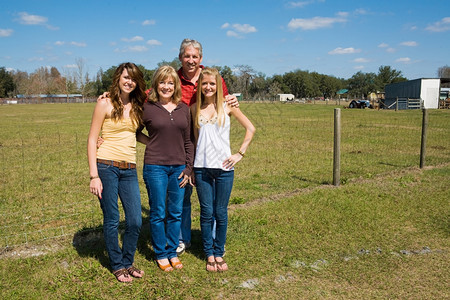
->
xmin=1 ymin=0 xmax=449 ymax=80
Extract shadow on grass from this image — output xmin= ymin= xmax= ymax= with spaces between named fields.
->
xmin=72 ymin=214 xmax=206 ymax=272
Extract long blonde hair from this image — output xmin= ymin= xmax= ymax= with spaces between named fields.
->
xmin=109 ymin=62 xmax=146 ymax=127
xmin=148 ymin=65 xmax=182 ymax=104
xmin=194 ymin=67 xmax=225 ymax=128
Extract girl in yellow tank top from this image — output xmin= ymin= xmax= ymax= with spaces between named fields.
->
xmin=87 ymin=62 xmax=146 ymax=283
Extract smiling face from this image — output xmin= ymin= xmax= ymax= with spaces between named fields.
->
xmin=157 ymin=76 xmax=175 ymax=101
xmin=180 ymin=45 xmax=202 ymax=75
xmin=201 ymin=74 xmax=217 ymax=101
xmin=118 ymin=68 xmax=136 ymax=94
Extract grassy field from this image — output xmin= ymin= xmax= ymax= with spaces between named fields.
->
xmin=0 ymin=102 xmax=449 ymax=299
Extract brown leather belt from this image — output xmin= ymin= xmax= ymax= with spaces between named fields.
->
xmin=97 ymin=159 xmax=136 ymax=169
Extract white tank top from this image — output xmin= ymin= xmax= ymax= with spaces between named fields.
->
xmin=194 ymin=105 xmax=232 ymax=170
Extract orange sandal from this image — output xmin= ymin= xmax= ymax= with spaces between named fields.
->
xmin=170 ymin=257 xmax=183 ymax=270
xmin=157 ymin=260 xmax=173 ymax=272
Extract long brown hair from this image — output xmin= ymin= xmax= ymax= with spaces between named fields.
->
xmin=148 ymin=65 xmax=182 ymax=104
xmin=194 ymin=67 xmax=225 ymax=128
xmin=109 ymin=62 xmax=146 ymax=126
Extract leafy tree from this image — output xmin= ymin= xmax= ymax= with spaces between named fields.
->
xmin=375 ymin=65 xmax=407 ymax=91
xmin=347 ymin=71 xmax=377 ymax=99
xmin=234 ymin=64 xmax=256 ymax=100
xmin=283 ymin=70 xmax=317 ymax=98
xmin=218 ymin=65 xmax=236 ymax=94
xmin=157 ymin=57 xmax=181 ymax=70
xmin=11 ymin=70 xmax=29 ymax=95
xmin=249 ymin=72 xmax=269 ymax=100
xmin=0 ymin=67 xmax=15 ymax=97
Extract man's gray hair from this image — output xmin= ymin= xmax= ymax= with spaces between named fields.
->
xmin=179 ymin=38 xmax=203 ymax=58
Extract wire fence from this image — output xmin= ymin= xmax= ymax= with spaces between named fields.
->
xmin=1 ymin=102 xmax=449 ymax=251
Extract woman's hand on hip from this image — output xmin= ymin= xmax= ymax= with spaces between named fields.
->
xmin=223 ymin=153 xmax=242 ymax=169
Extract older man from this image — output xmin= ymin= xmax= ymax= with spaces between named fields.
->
xmin=176 ymin=38 xmax=237 ymax=255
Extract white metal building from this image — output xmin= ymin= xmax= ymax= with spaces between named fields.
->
xmin=384 ymin=78 xmax=441 ymax=109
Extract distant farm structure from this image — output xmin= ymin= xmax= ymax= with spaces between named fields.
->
xmin=383 ymin=78 xmax=450 ymax=109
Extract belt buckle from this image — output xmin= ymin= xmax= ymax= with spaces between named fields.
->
xmin=118 ymin=161 xmax=128 ymax=169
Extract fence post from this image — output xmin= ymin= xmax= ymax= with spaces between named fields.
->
xmin=420 ymin=108 xmax=428 ymax=168
xmin=333 ymin=108 xmax=341 ymax=186
xmin=395 ymin=97 xmax=398 ymax=111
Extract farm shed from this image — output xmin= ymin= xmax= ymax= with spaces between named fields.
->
xmin=384 ymin=78 xmax=441 ymax=109
xmin=277 ymin=94 xmax=295 ymax=102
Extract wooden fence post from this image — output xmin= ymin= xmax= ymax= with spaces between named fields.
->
xmin=333 ymin=108 xmax=341 ymax=186
xmin=420 ymin=108 xmax=428 ymax=168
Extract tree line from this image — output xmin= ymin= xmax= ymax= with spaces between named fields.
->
xmin=1 ymin=59 xmax=449 ymax=100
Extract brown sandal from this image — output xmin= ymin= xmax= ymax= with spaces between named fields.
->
xmin=215 ymin=258 xmax=228 ymax=272
xmin=127 ymin=266 xmax=144 ymax=278
xmin=206 ymin=260 xmax=217 ymax=272
xmin=113 ymin=268 xmax=132 ymax=283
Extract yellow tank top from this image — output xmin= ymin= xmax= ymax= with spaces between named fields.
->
xmin=96 ymin=118 xmax=138 ymax=163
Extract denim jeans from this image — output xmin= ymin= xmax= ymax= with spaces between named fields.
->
xmin=194 ymin=168 xmax=234 ymax=258
xmin=97 ymin=163 xmax=142 ymax=272
xmin=179 ymin=184 xmax=192 ymax=244
xmin=143 ymin=164 xmax=185 ymax=260
xmin=179 ymin=185 xmax=216 ymax=244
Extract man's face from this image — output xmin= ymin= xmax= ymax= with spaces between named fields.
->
xmin=180 ymin=46 xmax=202 ymax=74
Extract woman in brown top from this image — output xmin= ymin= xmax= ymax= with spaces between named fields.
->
xmin=137 ymin=65 xmax=193 ymax=272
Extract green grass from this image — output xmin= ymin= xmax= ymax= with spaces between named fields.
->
xmin=0 ymin=102 xmax=449 ymax=299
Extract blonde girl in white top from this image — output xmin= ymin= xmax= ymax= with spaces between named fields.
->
xmin=191 ymin=67 xmax=255 ymax=272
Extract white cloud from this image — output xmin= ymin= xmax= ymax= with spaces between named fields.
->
xmin=328 ymin=47 xmax=361 ymax=55
xmin=221 ymin=23 xmax=257 ymax=38
xmin=64 ymin=64 xmax=78 ymax=68
xmin=17 ymin=12 xmax=48 ymax=25
xmin=226 ymin=31 xmax=240 ymax=38
xmin=16 ymin=12 xmax=58 ymax=30
xmin=354 ymin=65 xmax=364 ymax=70
xmin=232 ymin=24 xmax=257 ymax=34
xmin=117 ymin=46 xmax=148 ymax=53
xmin=142 ymin=19 xmax=156 ymax=26
xmin=396 ymin=57 xmax=411 ymax=63
xmin=400 ymin=41 xmax=418 ymax=47
xmin=28 ymin=57 xmax=44 ymax=62
xmin=426 ymin=17 xmax=450 ymax=32
xmin=353 ymin=58 xmax=369 ymax=63
xmin=147 ymin=39 xmax=162 ymax=46
xmin=378 ymin=43 xmax=389 ymax=48
xmin=6 ymin=67 xmax=15 ymax=72
xmin=288 ymin=14 xmax=347 ymax=30
xmin=287 ymin=1 xmax=310 ymax=8
xmin=0 ymin=29 xmax=13 ymax=37
xmin=386 ymin=47 xmax=396 ymax=53
xmin=55 ymin=41 xmax=65 ymax=46
xmin=70 ymin=41 xmax=87 ymax=47
xmin=354 ymin=8 xmax=368 ymax=15
xmin=121 ymin=36 xmax=144 ymax=42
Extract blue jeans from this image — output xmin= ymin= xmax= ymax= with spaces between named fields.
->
xmin=179 ymin=185 xmax=216 ymax=245
xmin=179 ymin=184 xmax=192 ymax=244
xmin=143 ymin=164 xmax=185 ymax=260
xmin=97 ymin=163 xmax=142 ymax=272
xmin=194 ymin=168 xmax=234 ymax=258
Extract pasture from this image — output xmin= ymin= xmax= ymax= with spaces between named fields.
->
xmin=0 ymin=102 xmax=449 ymax=299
